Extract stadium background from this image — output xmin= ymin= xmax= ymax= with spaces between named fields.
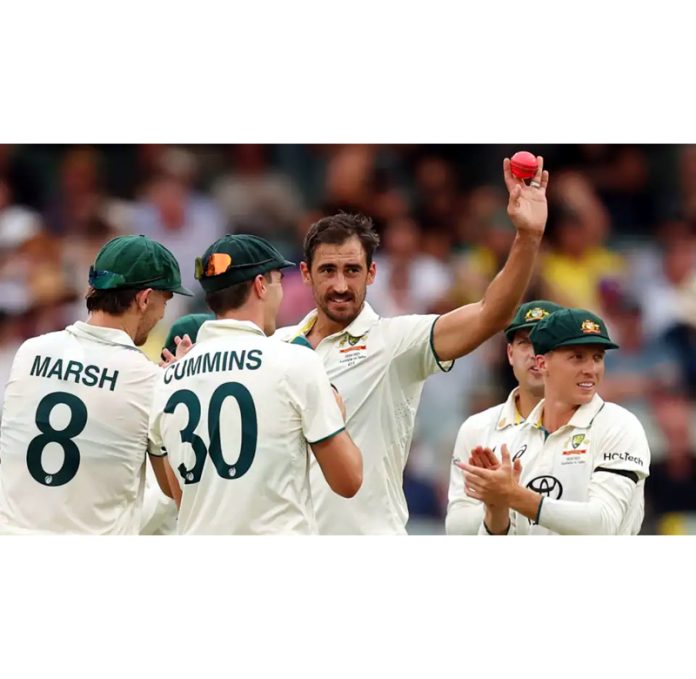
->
xmin=0 ymin=143 xmax=694 ymax=535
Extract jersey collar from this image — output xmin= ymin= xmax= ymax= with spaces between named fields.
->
xmin=289 ymin=302 xmax=380 ymax=345
xmin=526 ymin=392 xmax=606 ymax=433
xmin=65 ymin=321 xmax=138 ymax=349
xmin=495 ymin=388 xmax=524 ymax=430
xmin=197 ymin=319 xmax=266 ymax=342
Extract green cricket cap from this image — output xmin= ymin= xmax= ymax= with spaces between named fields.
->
xmin=504 ymin=300 xmax=565 ymax=342
xmin=530 ymin=307 xmax=620 ymax=354
xmin=89 ymin=235 xmax=193 ymax=296
xmin=195 ymin=234 xmax=295 ymax=293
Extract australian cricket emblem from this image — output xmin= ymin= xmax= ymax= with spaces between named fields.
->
xmin=581 ymin=320 xmax=601 ymax=334
xmin=524 ymin=307 xmax=550 ymax=322
xmin=338 ymin=333 xmax=368 ymax=365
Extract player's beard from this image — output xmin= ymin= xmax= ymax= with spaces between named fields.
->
xmin=134 ymin=318 xmax=156 ymax=346
xmin=133 ymin=329 xmax=149 ymax=346
xmin=317 ymin=287 xmax=366 ymax=326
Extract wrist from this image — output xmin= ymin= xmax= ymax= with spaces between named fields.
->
xmin=505 ymin=483 xmax=527 ymax=512
xmin=504 ymin=481 xmax=521 ymax=509
xmin=508 ymin=485 xmax=543 ymax=522
xmin=513 ymin=230 xmax=543 ymax=246
xmin=483 ymin=505 xmax=510 ymax=535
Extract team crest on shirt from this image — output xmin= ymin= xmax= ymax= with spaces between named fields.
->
xmin=524 ymin=307 xmax=550 ymax=322
xmin=339 ymin=333 xmax=366 ymax=348
xmin=581 ymin=320 xmax=601 ymax=334
xmin=338 ymin=333 xmax=368 ymax=365
xmin=561 ymin=433 xmax=590 ymax=465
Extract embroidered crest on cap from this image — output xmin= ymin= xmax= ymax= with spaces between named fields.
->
xmin=581 ymin=320 xmax=601 ymax=334
xmin=525 ymin=307 xmax=549 ymax=322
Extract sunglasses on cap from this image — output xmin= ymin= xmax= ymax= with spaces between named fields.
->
xmin=195 ymin=253 xmax=233 ymax=279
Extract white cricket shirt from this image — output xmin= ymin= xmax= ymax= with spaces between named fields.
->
xmin=278 ymin=302 xmax=453 ymax=535
xmin=496 ymin=393 xmax=650 ymax=535
xmin=149 ymin=319 xmax=345 ymax=535
xmin=446 ymin=388 xmax=528 ymax=535
xmin=0 ymin=322 xmax=159 ymax=534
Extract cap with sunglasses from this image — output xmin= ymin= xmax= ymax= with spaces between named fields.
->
xmin=195 ymin=234 xmax=295 ymax=293
xmin=89 ymin=235 xmax=193 ymax=296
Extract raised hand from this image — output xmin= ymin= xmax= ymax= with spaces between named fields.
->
xmin=174 ymin=334 xmax=193 ymax=360
xmin=159 ymin=334 xmax=193 ymax=368
xmin=503 ymin=156 xmax=549 ymax=239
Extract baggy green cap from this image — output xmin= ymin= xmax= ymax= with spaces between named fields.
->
xmin=504 ymin=300 xmax=564 ymax=342
xmin=195 ymin=234 xmax=295 ymax=293
xmin=89 ymin=235 xmax=193 ymax=296
xmin=530 ymin=307 xmax=620 ymax=354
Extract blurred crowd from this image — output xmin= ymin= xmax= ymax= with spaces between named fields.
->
xmin=1 ymin=143 xmax=695 ymax=534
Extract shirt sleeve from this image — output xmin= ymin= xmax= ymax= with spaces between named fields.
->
xmin=537 ymin=473 xmax=639 ymax=535
xmin=386 ymin=314 xmax=454 ymax=383
xmin=591 ymin=408 xmax=650 ymax=484
xmin=287 ymin=349 xmax=345 ymax=445
xmin=446 ymin=419 xmax=485 ymax=535
xmin=147 ymin=371 xmax=168 ymax=457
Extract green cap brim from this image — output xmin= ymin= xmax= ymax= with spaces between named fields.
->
xmin=170 ymin=284 xmax=195 ymax=297
xmin=536 ymin=336 xmax=620 ymax=353
xmin=505 ymin=322 xmax=536 ymax=342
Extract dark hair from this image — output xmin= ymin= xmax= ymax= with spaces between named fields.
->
xmin=85 ymin=288 xmax=140 ymax=314
xmin=303 ymin=212 xmax=380 ymax=269
xmin=205 ymin=272 xmax=272 ymax=316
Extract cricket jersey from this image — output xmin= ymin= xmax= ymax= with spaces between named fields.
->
xmin=0 ymin=322 xmax=159 ymax=534
xmin=148 ymin=319 xmax=345 ymax=535
xmin=446 ymin=388 xmax=528 ymax=535
xmin=498 ymin=393 xmax=650 ymax=535
xmin=278 ymin=303 xmax=453 ymax=535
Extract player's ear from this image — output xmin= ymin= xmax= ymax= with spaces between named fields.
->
xmin=299 ymin=261 xmax=311 ymax=285
xmin=535 ymin=353 xmax=547 ymax=373
xmin=367 ymin=260 xmax=376 ymax=285
xmin=253 ymin=274 xmax=267 ymax=299
xmin=135 ymin=288 xmax=152 ymax=312
xmin=506 ymin=342 xmax=514 ymax=366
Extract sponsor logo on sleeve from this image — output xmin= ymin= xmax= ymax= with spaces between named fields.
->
xmin=603 ymin=451 xmax=644 ymax=466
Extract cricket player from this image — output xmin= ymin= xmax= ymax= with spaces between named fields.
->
xmin=163 ymin=157 xmax=550 ymax=534
xmin=446 ymin=300 xmax=563 ymax=535
xmin=0 ymin=235 xmax=191 ymax=534
xmin=458 ymin=308 xmax=651 ymax=535
xmin=148 ymin=234 xmax=362 ymax=535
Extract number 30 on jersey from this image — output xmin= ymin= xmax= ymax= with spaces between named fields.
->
xmin=164 ymin=382 xmax=258 ymax=484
